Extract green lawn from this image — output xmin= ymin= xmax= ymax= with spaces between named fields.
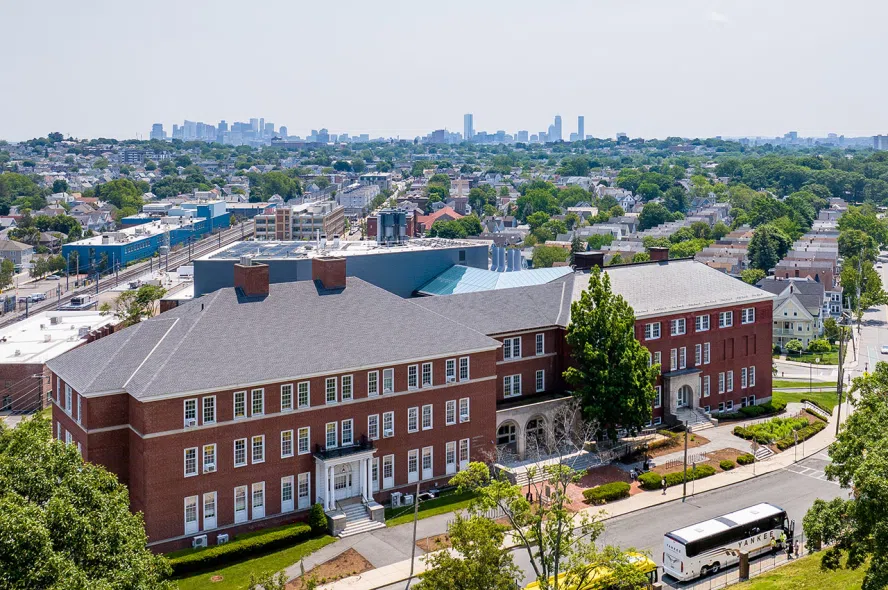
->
xmin=733 ymin=552 xmax=863 ymax=589
xmin=772 ymin=390 xmax=840 ymax=413
xmin=384 ymin=490 xmax=477 ymax=527
xmin=780 ymin=350 xmax=839 ymax=365
xmin=173 ymin=535 xmax=336 ymax=590
xmin=772 ymin=379 xmax=837 ymax=389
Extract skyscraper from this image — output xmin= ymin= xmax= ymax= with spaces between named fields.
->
xmin=577 ymin=116 xmax=584 ymax=141
xmin=553 ymin=115 xmax=562 ymax=142
xmin=279 ymin=126 xmax=288 ymax=138
xmin=464 ymin=114 xmax=474 ymax=142
xmin=149 ymin=123 xmax=165 ymax=141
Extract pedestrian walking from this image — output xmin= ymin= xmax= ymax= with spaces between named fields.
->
xmin=661 ymin=477 xmax=667 ymax=495
xmin=794 ymin=540 xmax=800 ymax=557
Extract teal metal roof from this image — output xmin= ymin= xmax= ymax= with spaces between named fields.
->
xmin=417 ymin=265 xmax=573 ymax=296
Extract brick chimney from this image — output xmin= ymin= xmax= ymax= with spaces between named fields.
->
xmin=648 ymin=246 xmax=669 ymax=262
xmin=234 ymin=256 xmax=270 ymax=298
xmin=573 ymin=251 xmax=605 ymax=271
xmin=312 ymin=256 xmax=347 ymax=290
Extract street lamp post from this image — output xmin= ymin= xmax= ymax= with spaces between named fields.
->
xmin=835 ymin=312 xmax=851 ymax=436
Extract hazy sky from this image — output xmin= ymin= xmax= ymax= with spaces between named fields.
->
xmin=1 ymin=0 xmax=885 ymax=141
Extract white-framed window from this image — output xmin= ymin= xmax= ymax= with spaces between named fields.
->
xmin=718 ymin=372 xmax=725 ymax=394
xmin=407 ymin=407 xmax=419 ymax=433
xmin=342 ymin=418 xmax=353 ymax=446
xmin=383 ymin=368 xmax=394 ymax=393
xmin=64 ymin=384 xmax=71 ymax=413
xmin=234 ymin=485 xmax=247 ymax=523
xmin=234 ymin=391 xmax=247 ymax=419
xmin=234 ymin=438 xmax=247 ymax=467
xmin=422 ymin=446 xmax=433 ymax=479
xmin=297 ymin=472 xmax=311 ymax=510
xmin=202 ymin=396 xmax=216 ymax=424
xmin=407 ymin=449 xmax=419 ymax=483
xmin=741 ymin=368 xmax=748 ymax=389
xmin=459 ymin=398 xmax=470 ymax=422
xmin=741 ymin=307 xmax=755 ymax=324
xmin=703 ymin=342 xmax=711 ymax=364
xmin=696 ymin=314 xmax=710 ymax=332
xmin=297 ymin=382 xmax=310 ymax=408
xmin=184 ymin=495 xmax=199 ymax=534
xmin=654 ymin=416 xmax=662 ymax=426
xmin=56 ymin=421 xmax=60 ymax=441
xmin=368 ymin=414 xmax=379 ymax=440
xmin=281 ymin=384 xmax=293 ymax=411
xmin=203 ymin=443 xmax=216 ymax=473
xmin=654 ymin=386 xmax=662 ymax=408
xmin=445 ymin=400 xmax=456 ymax=425
xmin=421 ymin=404 xmax=433 ymax=430
xmin=703 ymin=375 xmax=710 ymax=397
xmin=368 ymin=371 xmax=379 ymax=396
xmin=727 ymin=370 xmax=734 ymax=392
xmin=251 ymin=435 xmax=265 ymax=463
xmin=341 ymin=375 xmax=353 ymax=401
xmin=503 ymin=374 xmax=521 ymax=397
xmin=749 ymin=394 xmax=756 ymax=406
xmin=383 ymin=411 xmax=394 ymax=437
xmin=325 ymin=378 xmax=337 ymax=404
xmin=422 ymin=362 xmax=433 ymax=387
xmin=459 ymin=357 xmax=470 ymax=381
xmin=184 ymin=447 xmax=198 ymax=477
xmin=679 ymin=347 xmax=687 ymax=370
xmin=670 ymin=318 xmax=686 ymax=336
xmin=76 ymin=395 xmax=81 ymax=424
xmin=382 ymin=455 xmax=394 ymax=488
xmin=184 ymin=398 xmax=197 ymax=427
xmin=56 ymin=379 xmax=60 ymax=405
xmin=503 ymin=337 xmax=521 ymax=359
xmin=719 ymin=311 xmax=733 ymax=328
xmin=694 ymin=344 xmax=702 ymax=366
xmin=203 ymin=491 xmax=217 ymax=530
xmin=325 ymin=422 xmax=337 ymax=448
xmin=408 ymin=365 xmax=418 ymax=389
xmin=281 ymin=476 xmax=294 ymax=513
xmin=65 ymin=430 xmax=72 ymax=445
xmin=251 ymin=388 xmax=264 ymax=416
xmin=371 ymin=458 xmax=379 ymax=493
xmin=726 ymin=400 xmax=734 ymax=411
xmin=446 ymin=441 xmax=457 ymax=474
xmin=536 ymin=369 xmax=545 ymax=392
xmin=644 ymin=322 xmax=661 ymax=340
xmin=298 ymin=427 xmax=310 ymax=454
xmin=459 ymin=438 xmax=470 ymax=468
xmin=670 ymin=348 xmax=677 ymax=371
xmin=749 ymin=366 xmax=756 ymax=387
xmin=251 ymin=482 xmax=265 ymax=519
xmin=653 ymin=351 xmax=661 ymax=372
xmin=281 ymin=429 xmax=294 ymax=458
xmin=536 ymin=333 xmax=545 ymax=355
xmin=445 ymin=359 xmax=456 ymax=382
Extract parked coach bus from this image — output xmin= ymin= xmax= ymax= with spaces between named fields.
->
xmin=663 ymin=503 xmax=789 ymax=581
xmin=524 ymin=553 xmax=658 ymax=589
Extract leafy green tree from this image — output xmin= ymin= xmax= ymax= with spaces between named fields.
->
xmin=93 ymin=178 xmax=145 ymax=211
xmin=564 ymin=212 xmax=580 ymax=230
xmin=414 ymin=514 xmax=520 ymax=590
xmin=51 ymin=179 xmax=68 ymax=193
xmin=740 ymin=268 xmax=767 ymax=285
xmin=803 ymin=364 xmax=888 ymax=590
xmin=527 ymin=211 xmax=551 ymax=231
xmin=533 ymin=245 xmax=570 ymax=268
xmin=637 ymin=202 xmax=675 ymax=231
xmin=711 ymin=222 xmax=731 ymax=240
xmin=0 ymin=413 xmax=173 ymax=589
xmin=631 ymin=252 xmax=650 ymax=263
xmin=586 ymin=234 xmax=613 ymax=250
xmin=467 ymin=185 xmax=496 ymax=213
xmin=635 ymin=181 xmax=662 ymax=202
xmin=564 ymin=268 xmax=658 ymax=440
xmin=248 ymin=571 xmax=287 ymax=590
xmin=428 ymin=219 xmax=468 ymax=239
xmin=806 ymin=339 xmax=831 ymax=353
xmin=838 ymin=205 xmax=888 ymax=246
xmin=607 ymin=254 xmax=624 ymax=266
xmin=93 ymin=157 xmax=109 ymax=169
xmin=784 ymin=339 xmax=804 ymax=355
xmin=557 ymin=156 xmax=591 ymax=177
xmin=838 ymin=229 xmax=878 ymax=262
xmin=668 ymin=238 xmax=711 ymax=258
xmin=747 ymin=224 xmax=791 ymax=271
xmin=557 ymin=185 xmax=590 ymax=208
xmin=112 ymin=284 xmax=167 ymax=327
xmin=0 ymin=259 xmax=14 ymax=291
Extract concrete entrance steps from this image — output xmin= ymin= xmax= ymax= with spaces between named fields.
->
xmin=754 ymin=446 xmax=774 ymax=461
xmin=674 ymin=407 xmax=716 ymax=432
xmin=338 ymin=502 xmax=386 ymax=538
xmin=513 ymin=450 xmax=602 ymax=487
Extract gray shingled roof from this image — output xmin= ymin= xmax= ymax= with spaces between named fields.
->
xmin=573 ymin=259 xmax=775 ymax=319
xmin=755 ymin=277 xmax=824 ymax=315
xmin=47 ymin=278 xmax=499 ymax=399
xmin=411 ymin=280 xmax=573 ymax=336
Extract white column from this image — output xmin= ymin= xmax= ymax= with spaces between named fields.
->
xmin=368 ymin=458 xmax=374 ymax=499
xmin=361 ymin=458 xmax=368 ymax=501
xmin=327 ymin=465 xmax=334 ymax=511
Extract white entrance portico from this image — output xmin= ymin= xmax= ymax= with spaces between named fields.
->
xmin=314 ymin=441 xmax=376 ymax=512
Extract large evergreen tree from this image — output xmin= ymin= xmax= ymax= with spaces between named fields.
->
xmin=563 ymin=268 xmax=658 ymax=440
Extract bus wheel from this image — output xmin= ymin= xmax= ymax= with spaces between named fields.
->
xmin=710 ymin=562 xmax=721 ymax=574
xmin=700 ymin=565 xmax=710 ymax=577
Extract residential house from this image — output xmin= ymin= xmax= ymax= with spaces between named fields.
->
xmin=756 ymin=277 xmax=825 ymax=349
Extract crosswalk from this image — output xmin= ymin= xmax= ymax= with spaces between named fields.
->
xmin=784 ymin=455 xmax=839 ymax=486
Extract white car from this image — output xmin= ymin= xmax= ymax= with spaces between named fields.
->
xmin=881 ymin=345 xmax=888 ymax=355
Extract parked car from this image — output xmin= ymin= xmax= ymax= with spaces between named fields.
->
xmin=881 ymin=345 xmax=888 ymax=355
xmin=45 ymin=274 xmax=61 ymax=280
xmin=28 ymin=293 xmax=46 ymax=302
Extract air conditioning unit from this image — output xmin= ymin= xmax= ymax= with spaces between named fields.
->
xmin=390 ymin=492 xmax=402 ymax=507
xmin=446 ymin=376 xmax=456 ymax=383
xmin=383 ymin=388 xmax=393 ymax=394
xmin=205 ymin=463 xmax=216 ymax=473
xmin=383 ymin=429 xmax=393 ymax=438
xmin=460 ymin=413 xmax=469 ymax=422
xmin=403 ymin=494 xmax=414 ymax=506
xmin=192 ymin=535 xmax=208 ymax=548
xmin=185 ymin=418 xmax=197 ymax=428
xmin=217 ymin=534 xmax=229 ymax=544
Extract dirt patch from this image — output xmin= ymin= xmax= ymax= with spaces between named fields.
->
xmin=286 ymin=548 xmax=373 ymax=590
xmin=417 ymin=533 xmax=451 ymax=553
xmin=563 ymin=464 xmax=638 ymax=510
xmin=650 ymin=447 xmax=746 ymax=476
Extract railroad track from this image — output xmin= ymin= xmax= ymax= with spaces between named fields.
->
xmin=0 ymin=221 xmax=254 ymax=329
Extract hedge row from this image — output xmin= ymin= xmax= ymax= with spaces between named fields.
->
xmin=638 ymin=464 xmax=717 ymax=490
xmin=167 ymin=522 xmax=314 ymax=576
xmin=737 ymin=453 xmax=755 ymax=465
xmin=583 ymin=481 xmax=631 ymax=505
xmin=719 ymin=401 xmax=786 ymax=421
xmin=775 ymin=420 xmax=826 ymax=451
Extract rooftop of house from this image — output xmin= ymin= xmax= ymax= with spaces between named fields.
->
xmin=755 ymin=277 xmax=825 ymax=313
xmin=0 ymin=239 xmax=33 ymax=252
xmin=416 ymin=265 xmax=574 ymax=296
xmin=0 ymin=311 xmax=116 ymax=365
xmin=47 ymin=277 xmax=499 ymax=400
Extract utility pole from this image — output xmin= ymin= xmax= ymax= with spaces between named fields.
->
xmin=682 ymin=422 xmax=689 ymax=502
xmin=835 ymin=313 xmax=848 ymax=436
xmin=405 ymin=481 xmax=421 ymax=589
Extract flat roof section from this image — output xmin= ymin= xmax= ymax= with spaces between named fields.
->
xmin=0 ymin=310 xmax=117 ymax=364
xmin=67 ymin=218 xmax=207 ymax=246
xmin=203 ymin=238 xmax=489 ymax=261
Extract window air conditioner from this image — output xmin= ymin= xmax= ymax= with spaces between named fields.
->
xmin=185 ymin=418 xmax=197 ymax=428
xmin=192 ymin=535 xmax=208 ymax=548
xmin=205 ymin=463 xmax=216 ymax=473
xmin=383 ymin=387 xmax=393 ymax=394
xmin=446 ymin=376 xmax=456 ymax=383
xmin=217 ymin=533 xmax=229 ymax=544
xmin=383 ymin=429 xmax=393 ymax=438
xmin=460 ymin=413 xmax=469 ymax=422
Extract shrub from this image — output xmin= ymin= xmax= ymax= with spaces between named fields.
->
xmin=309 ymin=502 xmax=328 ymax=535
xmin=167 ymin=522 xmax=313 ymax=576
xmin=638 ymin=471 xmax=664 ymax=490
xmin=773 ymin=344 xmax=782 ymax=355
xmin=784 ymin=339 xmax=804 ymax=354
xmin=738 ymin=401 xmax=786 ymax=418
xmin=733 ymin=416 xmax=808 ymax=444
xmin=806 ymin=338 xmax=832 ymax=353
xmin=639 ymin=465 xmax=717 ymax=490
xmin=583 ymin=481 xmax=631 ymax=505
xmin=737 ymin=453 xmax=755 ymax=465
xmin=775 ymin=420 xmax=827 ymax=451
xmin=720 ymin=460 xmax=735 ymax=471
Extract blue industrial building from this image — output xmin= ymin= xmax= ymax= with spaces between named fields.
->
xmin=122 ymin=201 xmax=230 ymax=231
